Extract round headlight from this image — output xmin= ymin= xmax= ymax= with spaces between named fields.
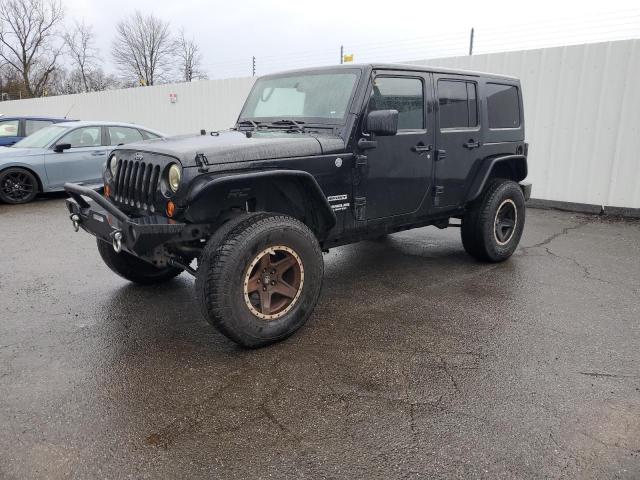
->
xmin=168 ymin=164 xmax=181 ymax=192
xmin=109 ymin=155 xmax=118 ymax=176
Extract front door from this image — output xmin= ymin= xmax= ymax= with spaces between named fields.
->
xmin=363 ymin=72 xmax=435 ymax=221
xmin=433 ymin=75 xmax=483 ymax=208
xmin=44 ymin=126 xmax=108 ymax=188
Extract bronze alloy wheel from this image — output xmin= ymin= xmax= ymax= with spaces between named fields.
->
xmin=494 ymin=198 xmax=517 ymax=246
xmin=243 ymin=245 xmax=304 ymax=320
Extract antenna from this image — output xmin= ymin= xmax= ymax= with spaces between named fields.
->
xmin=64 ymin=104 xmax=75 ymax=119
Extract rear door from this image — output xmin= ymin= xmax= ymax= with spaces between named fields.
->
xmin=433 ymin=75 xmax=483 ymax=208
xmin=363 ymin=71 xmax=435 ymax=220
xmin=44 ymin=126 xmax=107 ymax=187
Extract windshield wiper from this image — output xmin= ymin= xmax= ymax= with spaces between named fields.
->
xmin=237 ymin=119 xmax=265 ymax=131
xmin=268 ymin=119 xmax=306 ymax=132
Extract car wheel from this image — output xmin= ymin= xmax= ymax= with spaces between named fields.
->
xmin=461 ymin=179 xmax=526 ymax=262
xmin=0 ymin=167 xmax=39 ymax=204
xmin=196 ymin=213 xmax=324 ymax=348
xmin=96 ymin=238 xmax=182 ymax=284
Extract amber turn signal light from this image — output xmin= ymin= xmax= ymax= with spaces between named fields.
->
xmin=104 ymin=184 xmax=111 ymax=198
xmin=166 ymin=201 xmax=176 ymax=217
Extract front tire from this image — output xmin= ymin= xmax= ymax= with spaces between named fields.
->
xmin=196 ymin=214 xmax=324 ymax=348
xmin=0 ymin=167 xmax=38 ymax=204
xmin=461 ymin=179 xmax=526 ymax=262
xmin=96 ymin=239 xmax=182 ymax=284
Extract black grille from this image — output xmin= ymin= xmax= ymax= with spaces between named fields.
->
xmin=113 ymin=158 xmax=161 ymax=210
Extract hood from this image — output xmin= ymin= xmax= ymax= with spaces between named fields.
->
xmin=0 ymin=147 xmax=44 ymax=163
xmin=117 ymin=130 xmax=346 ymax=167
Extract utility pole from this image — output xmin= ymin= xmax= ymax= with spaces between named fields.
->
xmin=340 ymin=45 xmax=344 ymax=64
xmin=252 ymin=56 xmax=256 ymax=76
xmin=468 ymin=27 xmax=474 ymax=55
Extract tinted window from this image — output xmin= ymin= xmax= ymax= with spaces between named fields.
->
xmin=60 ymin=127 xmax=101 ymax=148
xmin=486 ymin=83 xmax=520 ymax=128
xmin=25 ymin=120 xmax=53 ymax=136
xmin=370 ymin=77 xmax=424 ymax=130
xmin=438 ymin=80 xmax=478 ymax=129
xmin=0 ymin=119 xmax=19 ymax=137
xmin=108 ymin=126 xmax=144 ymax=146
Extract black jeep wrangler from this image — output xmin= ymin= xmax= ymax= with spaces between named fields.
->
xmin=65 ymin=64 xmax=531 ymax=347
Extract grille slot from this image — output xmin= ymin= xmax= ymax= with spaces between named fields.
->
xmin=114 ymin=158 xmax=161 ymax=209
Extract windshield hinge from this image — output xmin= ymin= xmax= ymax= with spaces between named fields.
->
xmin=195 ymin=153 xmax=210 ymax=172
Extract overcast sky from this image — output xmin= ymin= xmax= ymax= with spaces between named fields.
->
xmin=65 ymin=0 xmax=640 ymax=80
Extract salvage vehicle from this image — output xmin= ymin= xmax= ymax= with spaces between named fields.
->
xmin=0 ymin=121 xmax=164 ymax=204
xmin=65 ymin=64 xmax=531 ymax=347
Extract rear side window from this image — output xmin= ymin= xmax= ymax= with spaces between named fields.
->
xmin=108 ymin=126 xmax=144 ymax=146
xmin=25 ymin=120 xmax=53 ymax=136
xmin=0 ymin=119 xmax=19 ymax=137
xmin=370 ymin=76 xmax=424 ymax=130
xmin=486 ymin=83 xmax=520 ymax=128
xmin=438 ymin=80 xmax=478 ymax=129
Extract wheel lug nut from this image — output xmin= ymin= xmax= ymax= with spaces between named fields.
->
xmin=262 ymin=287 xmax=267 ymax=291
xmin=270 ymin=280 xmax=276 ymax=285
xmin=271 ymin=269 xmax=275 ymax=274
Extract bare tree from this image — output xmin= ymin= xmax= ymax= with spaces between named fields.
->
xmin=111 ymin=11 xmax=174 ymax=86
xmin=63 ymin=20 xmax=98 ymax=93
xmin=0 ymin=0 xmax=64 ymax=98
xmin=177 ymin=29 xmax=206 ymax=82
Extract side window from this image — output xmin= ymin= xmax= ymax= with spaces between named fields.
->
xmin=486 ymin=83 xmax=520 ymax=128
xmin=369 ymin=76 xmax=424 ymax=130
xmin=59 ymin=127 xmax=101 ymax=148
xmin=140 ymin=130 xmax=160 ymax=140
xmin=108 ymin=126 xmax=144 ymax=146
xmin=25 ymin=120 xmax=53 ymax=136
xmin=0 ymin=119 xmax=19 ymax=137
xmin=438 ymin=80 xmax=478 ymax=129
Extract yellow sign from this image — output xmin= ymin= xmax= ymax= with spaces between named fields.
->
xmin=343 ymin=54 xmax=354 ymax=63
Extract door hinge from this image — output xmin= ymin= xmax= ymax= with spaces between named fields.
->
xmin=354 ymin=197 xmax=366 ymax=221
xmin=353 ymin=155 xmax=368 ymax=186
xmin=355 ymin=154 xmax=367 ymax=167
xmin=433 ymin=186 xmax=445 ymax=207
xmin=436 ymin=149 xmax=447 ymax=161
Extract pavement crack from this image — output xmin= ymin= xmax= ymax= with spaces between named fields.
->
xmin=579 ymin=371 xmax=638 ymax=379
xmin=439 ymin=357 xmax=460 ymax=394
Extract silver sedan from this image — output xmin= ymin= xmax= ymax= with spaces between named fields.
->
xmin=0 ymin=121 xmax=165 ymax=204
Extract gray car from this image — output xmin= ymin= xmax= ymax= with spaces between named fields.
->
xmin=0 ymin=121 xmax=165 ymax=204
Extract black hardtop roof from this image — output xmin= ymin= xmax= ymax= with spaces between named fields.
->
xmin=261 ymin=63 xmax=520 ymax=82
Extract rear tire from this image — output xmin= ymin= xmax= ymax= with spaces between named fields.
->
xmin=461 ymin=179 xmax=525 ymax=262
xmin=0 ymin=167 xmax=38 ymax=204
xmin=96 ymin=239 xmax=182 ymax=284
xmin=196 ymin=213 xmax=323 ymax=348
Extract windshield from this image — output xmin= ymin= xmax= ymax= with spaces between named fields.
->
xmin=13 ymin=125 xmax=68 ymax=148
xmin=240 ymin=70 xmax=360 ymax=124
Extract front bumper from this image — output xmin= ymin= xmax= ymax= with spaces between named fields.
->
xmin=64 ymin=183 xmax=186 ymax=255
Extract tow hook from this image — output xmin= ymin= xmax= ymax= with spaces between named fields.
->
xmin=70 ymin=214 xmax=80 ymax=232
xmin=112 ymin=231 xmax=123 ymax=253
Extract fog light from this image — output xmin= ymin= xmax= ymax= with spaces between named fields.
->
xmin=166 ymin=201 xmax=176 ymax=217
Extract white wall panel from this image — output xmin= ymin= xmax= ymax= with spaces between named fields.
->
xmin=1 ymin=40 xmax=638 ymax=208
xmin=418 ymin=39 xmax=640 ymax=208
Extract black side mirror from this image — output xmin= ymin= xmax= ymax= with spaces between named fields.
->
xmin=54 ymin=143 xmax=71 ymax=153
xmin=366 ymin=109 xmax=399 ymax=136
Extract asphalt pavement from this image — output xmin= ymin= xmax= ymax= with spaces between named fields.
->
xmin=1 ymin=196 xmax=639 ymax=479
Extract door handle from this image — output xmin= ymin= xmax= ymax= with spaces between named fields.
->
xmin=463 ymin=139 xmax=481 ymax=149
xmin=412 ymin=143 xmax=433 ymax=153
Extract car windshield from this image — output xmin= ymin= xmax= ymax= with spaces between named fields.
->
xmin=239 ymin=70 xmax=360 ymax=124
xmin=13 ymin=125 xmax=68 ymax=148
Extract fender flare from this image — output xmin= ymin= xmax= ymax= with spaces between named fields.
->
xmin=185 ymin=169 xmax=337 ymax=235
xmin=465 ymin=154 xmax=528 ymax=203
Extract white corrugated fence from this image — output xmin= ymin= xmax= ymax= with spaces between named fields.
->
xmin=1 ymin=39 xmax=638 ymax=210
